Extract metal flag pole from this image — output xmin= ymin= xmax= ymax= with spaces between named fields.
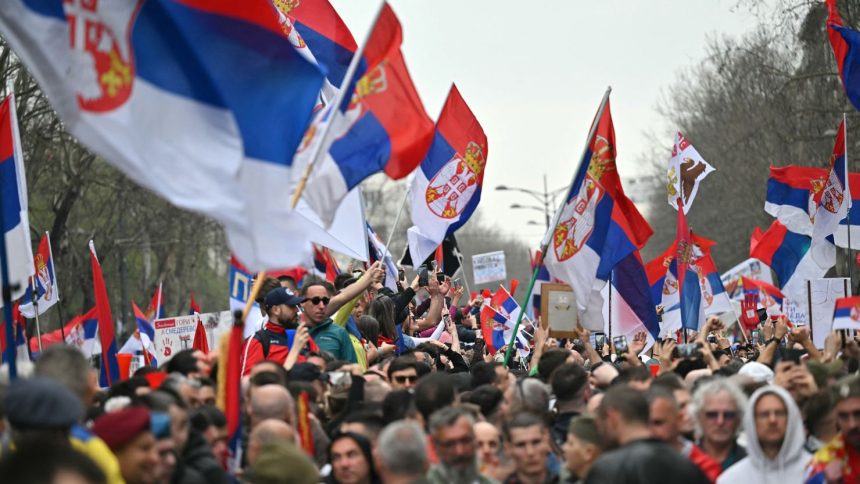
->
xmin=45 ymin=231 xmax=66 ymax=342
xmin=31 ymin=277 xmax=42 ymax=352
xmin=503 ymin=86 xmax=612 ymax=367
xmin=290 ymin=0 xmax=387 ymax=208
xmin=845 ymin=113 xmax=855 ymax=287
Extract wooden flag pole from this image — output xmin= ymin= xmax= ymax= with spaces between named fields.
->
xmin=503 ymin=87 xmax=612 ymax=367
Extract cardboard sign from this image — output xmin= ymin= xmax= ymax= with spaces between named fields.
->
xmin=783 ymin=298 xmax=808 ymax=327
xmin=153 ymin=311 xmax=232 ymax=362
xmin=541 ymin=283 xmax=578 ymax=338
xmin=720 ymin=258 xmax=774 ymax=300
xmin=472 ymin=251 xmax=506 ymax=285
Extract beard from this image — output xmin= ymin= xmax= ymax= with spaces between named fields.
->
xmin=276 ymin=313 xmax=298 ymax=328
xmin=440 ymin=457 xmax=481 ymax=484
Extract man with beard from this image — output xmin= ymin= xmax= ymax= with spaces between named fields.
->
xmin=805 ymin=374 xmax=860 ymax=482
xmin=427 ymin=407 xmax=495 ymax=484
xmin=242 ymin=287 xmax=319 ymax=375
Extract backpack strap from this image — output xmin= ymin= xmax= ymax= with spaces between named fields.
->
xmin=253 ymin=329 xmax=271 ymax=359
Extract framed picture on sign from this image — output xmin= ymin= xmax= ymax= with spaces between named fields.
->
xmin=541 ymin=283 xmax=578 ymax=339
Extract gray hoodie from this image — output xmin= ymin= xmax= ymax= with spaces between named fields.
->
xmin=716 ymin=386 xmax=810 ymax=484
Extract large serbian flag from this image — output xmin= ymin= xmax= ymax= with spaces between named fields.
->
xmin=0 ymin=0 xmax=327 ymax=271
xmin=0 ymin=93 xmax=34 ymax=302
xmin=750 ymin=220 xmax=835 ymax=301
xmin=294 ymin=2 xmax=435 ymax=226
xmin=543 ymin=95 xmax=653 ymax=320
xmin=407 ymin=85 xmax=487 ymax=265
xmin=812 ymin=120 xmax=850 ymax=241
xmin=833 ymin=296 xmax=860 ymax=331
xmin=20 ymin=232 xmax=59 ymax=318
xmin=826 ymin=0 xmax=860 ymax=111
xmin=90 ymin=241 xmax=120 ymax=387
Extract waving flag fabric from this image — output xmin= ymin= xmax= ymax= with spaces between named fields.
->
xmin=765 ymin=165 xmax=827 ymax=236
xmin=812 ymin=120 xmax=850 ymax=241
xmin=189 ymin=292 xmax=201 ymax=315
xmin=146 ymin=282 xmax=164 ymax=322
xmin=407 ymin=85 xmax=487 ymax=265
xmin=543 ymin=97 xmax=653 ymax=319
xmin=826 ymin=0 xmax=860 ymax=111
xmin=366 ymin=222 xmax=399 ymax=292
xmin=1 ymin=303 xmax=29 ymax=364
xmin=750 ymin=220 xmax=835 ymax=301
xmin=20 ymin=232 xmax=60 ymax=318
xmin=90 ymin=242 xmax=119 ymax=387
xmin=312 ymin=245 xmax=340 ymax=282
xmin=119 ymin=302 xmax=158 ymax=367
xmin=741 ymin=276 xmax=785 ymax=315
xmin=832 ymin=296 xmax=860 ymax=331
xmin=674 ymin=206 xmax=704 ymax=331
xmin=29 ymin=308 xmax=99 ymax=357
xmin=0 ymin=94 xmax=34 ymax=303
xmin=605 ymin=251 xmax=661 ymax=346
xmin=527 ymin=250 xmax=552 ymax=319
xmin=666 ymin=132 xmax=714 ymax=214
xmin=0 ymin=0 xmax=328 ymax=271
xmin=295 ymin=3 xmax=435 ymax=226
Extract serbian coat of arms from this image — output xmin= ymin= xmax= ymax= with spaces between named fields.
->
xmin=425 ymin=142 xmax=486 ymax=219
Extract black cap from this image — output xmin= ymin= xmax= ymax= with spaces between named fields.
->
xmin=289 ymin=362 xmax=325 ymax=382
xmin=5 ymin=377 xmax=83 ymax=430
xmin=264 ymin=287 xmax=304 ymax=308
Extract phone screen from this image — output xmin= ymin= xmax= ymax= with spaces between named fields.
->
xmin=594 ymin=333 xmax=606 ymax=349
xmin=751 ymin=330 xmax=761 ymax=346
xmin=612 ymin=336 xmax=628 ymax=354
xmin=436 ymin=271 xmax=445 ymax=283
xmin=418 ymin=266 xmax=428 ymax=287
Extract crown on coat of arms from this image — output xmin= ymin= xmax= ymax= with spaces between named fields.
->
xmin=273 ymin=0 xmax=300 ymax=15
xmin=463 ymin=142 xmax=485 ymax=176
xmin=352 ymin=64 xmax=388 ymax=107
xmin=588 ymin=136 xmax=615 ymax=181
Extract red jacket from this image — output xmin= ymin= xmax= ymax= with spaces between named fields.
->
xmin=685 ymin=441 xmax=722 ymax=483
xmin=241 ymin=322 xmax=319 ymax=376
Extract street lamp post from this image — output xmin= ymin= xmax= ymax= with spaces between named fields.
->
xmin=496 ymin=174 xmax=566 ymax=230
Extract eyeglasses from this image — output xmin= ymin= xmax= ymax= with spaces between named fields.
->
xmin=755 ymin=409 xmax=787 ymax=420
xmin=704 ymin=411 xmax=738 ymax=421
xmin=305 ymin=296 xmax=330 ymax=306
xmin=393 ymin=375 xmax=417 ymax=384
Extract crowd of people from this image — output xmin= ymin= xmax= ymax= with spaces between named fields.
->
xmin=2 ymin=260 xmax=860 ymax=484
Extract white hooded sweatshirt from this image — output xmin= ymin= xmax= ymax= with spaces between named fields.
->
xmin=717 ymin=385 xmax=810 ymax=484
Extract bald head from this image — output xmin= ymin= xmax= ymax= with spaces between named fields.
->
xmin=249 ymin=384 xmax=296 ymax=428
xmin=247 ymin=419 xmax=297 ymax=466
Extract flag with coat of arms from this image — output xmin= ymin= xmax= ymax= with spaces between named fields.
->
xmin=20 ymin=232 xmax=60 ymax=318
xmin=407 ymin=84 xmax=487 ymax=265
xmin=666 ymin=132 xmax=714 ymax=214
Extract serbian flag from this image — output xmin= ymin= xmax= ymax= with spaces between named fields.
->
xmin=675 ymin=206 xmax=704 ymax=331
xmin=826 ymin=0 xmax=860 ymax=111
xmin=20 ymin=232 xmax=60 ymax=318
xmin=741 ymin=276 xmax=785 ymax=316
xmin=1 ymin=303 xmax=29 ymax=365
xmin=595 ymin=250 xmax=660 ymax=350
xmin=485 ymin=307 xmax=515 ymax=354
xmin=542 ymin=95 xmax=653 ymax=320
xmin=832 ymin=296 xmax=860 ymax=331
xmin=812 ymin=120 xmax=850 ymax=241
xmin=750 ymin=220 xmax=835 ymax=301
xmin=29 ymin=308 xmax=99 ymax=358
xmin=366 ymin=222 xmax=399 ymax=292
xmin=407 ymin=85 xmax=487 ymax=264
xmin=119 ymin=302 xmax=158 ymax=367
xmin=192 ymin=316 xmax=210 ymax=354
xmin=90 ymin=241 xmax=120 ymax=387
xmin=189 ymin=292 xmax=201 ymax=315
xmin=0 ymin=93 xmax=34 ymax=304
xmin=273 ymin=0 xmax=356 ymax=103
xmin=228 ymin=256 xmax=267 ymax=340
xmin=312 ymin=245 xmax=339 ymax=282
xmin=294 ymin=2 xmax=435 ymax=226
xmin=0 ymin=0 xmax=330 ymax=272
xmin=146 ymin=282 xmax=165 ymax=322
xmin=765 ymin=165 xmax=823 ymax=235
xmin=219 ymin=315 xmax=244 ymax=475
xmin=527 ymin=250 xmax=552 ymax=319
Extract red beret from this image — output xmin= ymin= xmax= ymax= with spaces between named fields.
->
xmin=92 ymin=406 xmax=151 ymax=451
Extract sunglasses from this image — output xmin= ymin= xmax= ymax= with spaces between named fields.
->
xmin=393 ymin=375 xmax=417 ymax=384
xmin=305 ymin=296 xmax=330 ymax=306
xmin=704 ymin=411 xmax=737 ymax=421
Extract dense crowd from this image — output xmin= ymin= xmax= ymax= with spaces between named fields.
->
xmin=1 ymin=261 xmax=859 ymax=484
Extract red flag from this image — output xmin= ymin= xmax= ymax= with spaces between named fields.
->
xmin=90 ymin=241 xmax=119 ymax=386
xmin=434 ymin=244 xmax=444 ymax=273
xmin=146 ymin=282 xmax=164 ymax=321
xmin=480 ymin=305 xmax=497 ymax=353
xmin=221 ymin=317 xmax=244 ymax=474
xmin=509 ymin=279 xmax=519 ymax=297
xmin=749 ymin=226 xmax=765 ymax=255
xmin=297 ymin=391 xmax=315 ymax=456
xmin=189 ymin=292 xmax=201 ymax=315
xmin=192 ymin=317 xmax=209 ymax=354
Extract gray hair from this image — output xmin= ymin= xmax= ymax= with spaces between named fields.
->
xmin=34 ymin=345 xmax=91 ymax=403
xmin=428 ymin=405 xmax=475 ymax=434
xmin=689 ymin=377 xmax=748 ymax=438
xmin=377 ymin=421 xmax=428 ymax=476
xmin=510 ymin=378 xmax=550 ymax=417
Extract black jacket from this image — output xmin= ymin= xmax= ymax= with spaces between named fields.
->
xmin=177 ymin=430 xmax=229 ymax=484
xmin=584 ymin=438 xmax=708 ymax=484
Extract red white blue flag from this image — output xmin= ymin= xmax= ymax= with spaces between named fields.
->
xmin=407 ymin=85 xmax=487 ymax=265
xmin=812 ymin=120 xmax=850 ymax=241
xmin=542 ymin=95 xmax=652 ymax=322
xmin=294 ymin=3 xmax=435 ymax=226
xmin=833 ymin=296 xmax=860 ymax=331
xmin=826 ymin=0 xmax=860 ymax=111
xmin=20 ymin=232 xmax=59 ymax=318
xmin=228 ymin=256 xmax=266 ymax=340
xmin=90 ymin=241 xmax=119 ymax=387
xmin=119 ymin=302 xmax=158 ymax=367
xmin=0 ymin=0 xmax=327 ymax=271
xmin=741 ymin=276 xmax=785 ymax=316
xmin=0 ymin=94 xmax=34 ymax=303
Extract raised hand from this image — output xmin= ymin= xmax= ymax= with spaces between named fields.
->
xmin=740 ymin=292 xmax=760 ymax=329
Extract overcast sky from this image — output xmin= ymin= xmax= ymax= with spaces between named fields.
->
xmin=330 ymin=0 xmax=761 ymax=244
